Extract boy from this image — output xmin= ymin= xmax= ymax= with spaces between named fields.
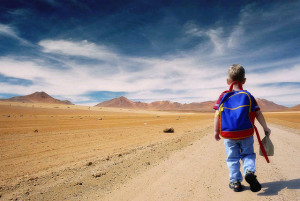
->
xmin=213 ymin=64 xmax=271 ymax=192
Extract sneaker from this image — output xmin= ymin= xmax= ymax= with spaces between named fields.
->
xmin=245 ymin=171 xmax=261 ymax=192
xmin=229 ymin=181 xmax=243 ymax=192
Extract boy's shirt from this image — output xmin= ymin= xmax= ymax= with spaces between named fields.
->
xmin=213 ymin=90 xmax=260 ymax=111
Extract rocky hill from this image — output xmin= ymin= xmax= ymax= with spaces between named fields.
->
xmin=96 ymin=97 xmax=215 ymax=112
xmin=95 ymin=96 xmax=289 ymax=112
xmin=286 ymin=104 xmax=300 ymax=111
xmin=256 ymin=98 xmax=287 ymax=112
xmin=0 ymin=92 xmax=73 ymax=105
xmin=95 ymin=96 xmax=137 ymax=108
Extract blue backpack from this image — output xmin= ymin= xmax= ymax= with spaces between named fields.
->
xmin=218 ymin=81 xmax=256 ymax=139
xmin=217 ymin=81 xmax=271 ymax=163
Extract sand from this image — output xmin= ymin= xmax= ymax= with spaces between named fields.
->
xmin=0 ymin=101 xmax=299 ymax=200
xmin=104 ymin=125 xmax=300 ymax=201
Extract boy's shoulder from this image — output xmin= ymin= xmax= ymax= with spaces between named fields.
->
xmin=220 ymin=90 xmax=254 ymax=101
xmin=213 ymin=90 xmax=230 ymax=110
xmin=213 ymin=89 xmax=259 ymax=110
xmin=218 ymin=90 xmax=231 ymax=97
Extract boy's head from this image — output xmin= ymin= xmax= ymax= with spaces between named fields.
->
xmin=227 ymin=64 xmax=246 ymax=85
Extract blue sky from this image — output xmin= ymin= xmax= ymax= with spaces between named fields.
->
xmin=0 ymin=0 xmax=299 ymax=106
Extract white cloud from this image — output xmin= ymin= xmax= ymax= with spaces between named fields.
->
xmin=0 ymin=59 xmax=46 ymax=80
xmin=0 ymin=23 xmax=29 ymax=44
xmin=0 ymin=51 xmax=223 ymax=104
xmin=206 ymin=28 xmax=226 ymax=55
xmin=246 ymin=64 xmax=300 ymax=85
xmin=2 ymin=2 xmax=300 ymax=109
xmin=184 ymin=23 xmax=226 ymax=56
xmin=227 ymin=24 xmax=244 ymax=49
xmin=39 ymin=40 xmax=118 ymax=60
xmin=1 ymin=44 xmax=300 ymax=106
xmin=0 ymin=24 xmax=17 ymax=36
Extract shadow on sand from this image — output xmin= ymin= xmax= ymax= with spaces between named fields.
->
xmin=258 ymin=178 xmax=300 ymax=196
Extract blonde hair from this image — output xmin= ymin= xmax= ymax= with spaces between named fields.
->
xmin=228 ymin=64 xmax=245 ymax=83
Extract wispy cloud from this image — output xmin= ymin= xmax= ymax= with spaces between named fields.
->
xmin=0 ymin=1 xmax=299 ymax=106
xmin=0 ymin=23 xmax=30 ymax=45
xmin=39 ymin=40 xmax=118 ymax=60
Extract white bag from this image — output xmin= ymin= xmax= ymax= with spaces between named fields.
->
xmin=259 ymin=136 xmax=274 ymax=156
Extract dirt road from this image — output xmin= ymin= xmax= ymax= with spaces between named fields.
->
xmin=104 ymin=124 xmax=300 ymax=201
xmin=1 ymin=103 xmax=299 ymax=200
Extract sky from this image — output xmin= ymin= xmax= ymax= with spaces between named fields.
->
xmin=0 ymin=0 xmax=299 ymax=106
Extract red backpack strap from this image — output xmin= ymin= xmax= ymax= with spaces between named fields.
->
xmin=254 ymin=125 xmax=270 ymax=163
xmin=229 ymin=81 xmax=243 ymax=91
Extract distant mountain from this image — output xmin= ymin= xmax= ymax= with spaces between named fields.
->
xmin=149 ymin=101 xmax=182 ymax=110
xmin=256 ymin=98 xmax=287 ymax=112
xmin=0 ymin=91 xmax=73 ymax=105
xmin=95 ymin=96 xmax=136 ymax=108
xmin=95 ymin=96 xmax=215 ymax=112
xmin=95 ymin=96 xmax=290 ymax=112
xmin=180 ymin=101 xmax=216 ymax=112
xmin=286 ymin=104 xmax=300 ymax=111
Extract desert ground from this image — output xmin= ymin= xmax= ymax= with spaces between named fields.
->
xmin=0 ymin=101 xmax=299 ymax=201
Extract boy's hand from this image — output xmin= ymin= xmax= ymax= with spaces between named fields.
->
xmin=215 ymin=132 xmax=221 ymax=141
xmin=264 ymin=128 xmax=271 ymax=137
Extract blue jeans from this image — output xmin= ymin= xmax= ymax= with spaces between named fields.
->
xmin=224 ymin=136 xmax=256 ymax=182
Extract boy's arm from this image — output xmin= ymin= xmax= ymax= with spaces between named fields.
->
xmin=255 ymin=110 xmax=271 ymax=136
xmin=214 ymin=110 xmax=221 ymax=141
